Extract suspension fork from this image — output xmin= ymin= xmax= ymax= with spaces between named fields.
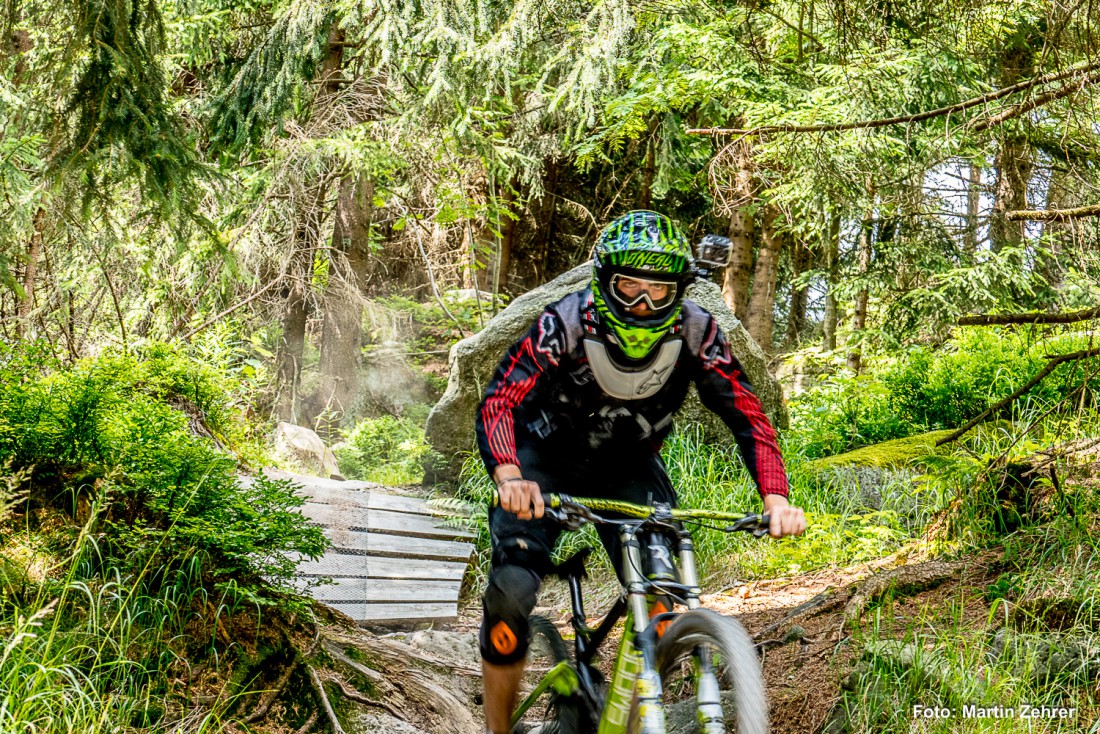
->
xmin=599 ymin=526 xmax=666 ymax=734
xmin=677 ymin=531 xmax=724 ymax=733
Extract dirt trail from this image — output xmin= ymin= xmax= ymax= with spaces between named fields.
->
xmin=442 ymin=550 xmax=1003 ymax=734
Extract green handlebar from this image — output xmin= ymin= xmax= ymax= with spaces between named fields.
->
xmin=491 ymin=488 xmax=766 ymax=525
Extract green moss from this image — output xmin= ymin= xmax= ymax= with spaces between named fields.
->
xmin=809 ymin=429 xmax=956 ymax=470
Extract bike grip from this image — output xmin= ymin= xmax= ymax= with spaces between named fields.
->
xmin=488 ymin=484 xmax=555 ymax=513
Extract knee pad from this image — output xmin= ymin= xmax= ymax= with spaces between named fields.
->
xmin=479 ymin=565 xmax=541 ymax=665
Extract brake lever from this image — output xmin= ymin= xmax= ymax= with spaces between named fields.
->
xmin=725 ymin=514 xmax=771 ymax=538
xmin=545 ymin=503 xmax=590 ymax=532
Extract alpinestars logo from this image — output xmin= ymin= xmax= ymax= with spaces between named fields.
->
xmin=637 ymin=361 xmax=674 ymax=394
xmin=699 ymin=321 xmax=732 ymax=368
xmin=535 ymin=312 xmax=565 ymax=364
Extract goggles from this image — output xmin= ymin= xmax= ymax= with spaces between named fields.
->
xmin=609 ymin=273 xmax=679 ymax=311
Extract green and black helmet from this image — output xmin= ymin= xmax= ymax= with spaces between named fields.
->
xmin=591 ymin=210 xmax=695 ymax=362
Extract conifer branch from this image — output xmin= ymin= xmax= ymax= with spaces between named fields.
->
xmin=687 ymin=60 xmax=1100 ymax=136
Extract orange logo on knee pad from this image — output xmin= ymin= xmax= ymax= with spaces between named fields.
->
xmin=490 ymin=620 xmax=518 ymax=655
xmin=649 ymin=599 xmax=671 ymax=638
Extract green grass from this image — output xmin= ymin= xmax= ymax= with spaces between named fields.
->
xmin=835 ymin=516 xmax=1100 ymax=733
xmin=449 ymin=423 xmax=940 ymax=592
xmin=0 ymin=493 xmax=251 ymax=733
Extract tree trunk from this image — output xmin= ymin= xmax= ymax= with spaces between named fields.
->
xmin=745 ymin=204 xmax=783 ymax=353
xmin=722 ymin=142 xmax=755 ymax=319
xmin=1038 ymin=166 xmax=1071 ymax=292
xmin=990 ymin=136 xmax=1030 ymax=253
xmin=785 ymin=238 xmax=808 ymax=348
xmin=989 ymin=50 xmax=1032 ymax=254
xmin=847 ymin=199 xmax=874 ymax=373
xmin=534 ymin=159 xmax=559 ymax=287
xmin=636 ymin=117 xmax=659 ymax=210
xmin=276 ymin=280 xmax=308 ymax=423
xmin=494 ymin=177 xmax=519 ymax=298
xmin=472 ymin=187 xmax=495 ymax=293
xmin=822 ymin=213 xmax=840 ymax=351
xmin=315 ymin=175 xmax=374 ymax=433
xmin=964 ymin=162 xmax=981 ymax=259
xmin=16 ymin=208 xmax=45 ymax=339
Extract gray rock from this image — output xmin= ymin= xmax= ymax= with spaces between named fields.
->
xmin=349 ymin=712 xmax=432 ymax=733
xmin=271 ymin=421 xmax=342 ymax=478
xmin=403 ymin=629 xmax=481 ymax=669
xmin=424 ymin=265 xmax=787 ymax=479
xmin=987 ymin=628 xmax=1099 ymax=684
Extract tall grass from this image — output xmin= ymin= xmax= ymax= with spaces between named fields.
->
xmin=835 ymin=516 xmax=1100 ymax=733
xmin=0 ymin=513 xmax=250 ymax=733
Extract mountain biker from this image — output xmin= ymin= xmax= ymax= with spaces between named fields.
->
xmin=475 ymin=210 xmax=806 ymax=734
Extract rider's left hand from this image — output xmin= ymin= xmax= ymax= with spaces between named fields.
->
xmin=762 ymin=494 xmax=806 ymax=539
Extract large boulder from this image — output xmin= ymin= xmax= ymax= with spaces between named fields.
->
xmin=424 ymin=265 xmax=788 ymax=479
xmin=271 ymin=421 xmax=343 ymax=479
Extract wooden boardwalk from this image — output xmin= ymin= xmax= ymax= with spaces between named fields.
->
xmin=268 ymin=469 xmax=475 ymax=625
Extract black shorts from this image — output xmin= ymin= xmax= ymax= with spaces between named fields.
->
xmin=489 ymin=443 xmax=676 ymax=580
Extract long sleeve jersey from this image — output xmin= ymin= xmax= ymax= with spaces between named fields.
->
xmin=476 ymin=289 xmax=788 ymax=498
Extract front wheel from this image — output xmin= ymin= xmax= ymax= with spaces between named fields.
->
xmin=628 ymin=609 xmax=768 ymax=734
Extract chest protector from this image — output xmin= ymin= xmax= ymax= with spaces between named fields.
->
xmin=583 ymin=337 xmax=682 ymax=400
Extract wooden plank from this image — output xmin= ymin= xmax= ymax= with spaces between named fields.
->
xmin=368 ymin=509 xmax=474 ymax=540
xmin=368 ymin=555 xmax=469 ymax=581
xmin=296 ymin=578 xmax=460 ymax=603
xmin=294 ymin=554 xmax=467 ymax=581
xmin=366 ymin=493 xmax=434 ymax=516
xmin=264 ymin=468 xmax=378 ymax=494
xmin=300 ymin=501 xmax=371 ymax=528
xmin=298 ymin=503 xmax=472 ymax=540
xmin=323 ymin=528 xmax=473 ymax=563
xmin=323 ymin=601 xmax=459 ymax=623
xmin=361 ymin=603 xmax=459 ymax=623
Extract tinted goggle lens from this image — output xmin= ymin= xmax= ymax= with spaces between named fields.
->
xmin=610 ymin=274 xmax=678 ymax=311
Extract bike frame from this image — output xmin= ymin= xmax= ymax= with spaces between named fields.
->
xmin=510 ymin=496 xmax=741 ymax=734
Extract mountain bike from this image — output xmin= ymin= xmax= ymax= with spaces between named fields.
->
xmin=502 ymin=493 xmax=772 ymax=734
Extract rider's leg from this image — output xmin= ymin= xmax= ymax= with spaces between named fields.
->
xmin=588 ymin=452 xmax=677 ymax=582
xmin=481 ymin=445 xmax=561 ymax=733
xmin=480 ymin=564 xmax=542 ymax=733
xmin=483 ymin=658 xmax=527 ymax=734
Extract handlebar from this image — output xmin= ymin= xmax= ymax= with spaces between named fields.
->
xmin=491 ymin=489 xmax=772 ymax=537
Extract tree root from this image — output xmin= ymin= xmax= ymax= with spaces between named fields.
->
xmin=843 ymin=560 xmax=968 ymax=627
xmin=755 ymin=587 xmax=842 ymax=642
xmin=245 ymin=657 xmax=300 ymax=723
xmin=328 ymin=674 xmax=407 ymax=720
xmin=308 ymin=665 xmax=346 ymax=734
xmin=322 ymin=634 xmax=480 ymax=734
xmin=293 ymin=711 xmax=319 ymax=734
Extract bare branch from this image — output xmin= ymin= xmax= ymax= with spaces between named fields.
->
xmin=936 ymin=349 xmax=1100 ymax=447
xmin=1006 ymin=202 xmax=1100 ymax=222
xmin=958 ymin=306 xmax=1100 ymax=326
xmin=687 ymin=60 xmax=1100 ymax=137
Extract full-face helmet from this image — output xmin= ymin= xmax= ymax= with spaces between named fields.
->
xmin=591 ymin=211 xmax=695 ymax=362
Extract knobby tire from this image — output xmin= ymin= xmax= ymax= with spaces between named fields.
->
xmin=628 ymin=609 xmax=768 ymax=734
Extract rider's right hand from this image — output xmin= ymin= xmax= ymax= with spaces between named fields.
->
xmin=494 ymin=465 xmax=545 ymax=521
